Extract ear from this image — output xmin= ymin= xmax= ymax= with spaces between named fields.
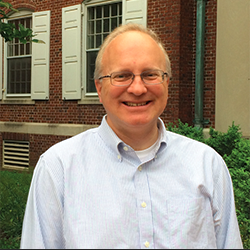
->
xmin=95 ymin=80 xmax=103 ymax=103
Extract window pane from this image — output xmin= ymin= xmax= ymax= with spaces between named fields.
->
xmin=96 ymin=6 xmax=102 ymax=19
xmin=96 ymin=20 xmax=102 ymax=33
xmin=104 ymin=5 xmax=110 ymax=17
xmin=103 ymin=19 xmax=109 ymax=32
xmin=26 ymin=18 xmax=31 ymax=29
xmin=15 ymin=44 xmax=19 ymax=56
xmin=26 ymin=43 xmax=31 ymax=54
xmin=87 ymin=35 xmax=95 ymax=49
xmin=7 ymin=57 xmax=31 ymax=94
xmin=88 ymin=21 xmax=95 ymax=35
xmin=89 ymin=7 xmax=95 ymax=20
xmin=111 ymin=4 xmax=117 ymax=16
xmin=86 ymin=51 xmax=98 ymax=93
xmin=119 ymin=3 xmax=122 ymax=15
xmin=111 ymin=18 xmax=118 ymax=30
xmin=8 ymin=44 xmax=13 ymax=57
xmin=96 ymin=34 xmax=102 ymax=48
xmin=20 ymin=43 xmax=25 ymax=55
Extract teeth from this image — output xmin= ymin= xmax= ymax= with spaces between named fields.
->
xmin=125 ymin=102 xmax=148 ymax=107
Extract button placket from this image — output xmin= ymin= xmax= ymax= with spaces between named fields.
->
xmin=134 ymin=166 xmax=154 ymax=249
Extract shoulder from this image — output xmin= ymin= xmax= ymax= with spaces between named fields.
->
xmin=166 ymin=130 xmax=215 ymax=153
xmin=165 ymin=130 xmax=225 ymax=166
xmin=41 ymin=127 xmax=99 ymax=162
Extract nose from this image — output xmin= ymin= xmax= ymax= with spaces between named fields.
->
xmin=127 ymin=74 xmax=147 ymax=96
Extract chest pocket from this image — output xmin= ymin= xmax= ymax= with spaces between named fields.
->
xmin=167 ymin=197 xmax=208 ymax=249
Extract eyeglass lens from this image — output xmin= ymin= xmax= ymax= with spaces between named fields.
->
xmin=111 ymin=70 xmax=164 ymax=86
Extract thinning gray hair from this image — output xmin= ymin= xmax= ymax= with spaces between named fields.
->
xmin=94 ymin=23 xmax=172 ymax=80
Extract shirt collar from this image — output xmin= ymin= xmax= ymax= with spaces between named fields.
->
xmin=97 ymin=115 xmax=167 ymax=156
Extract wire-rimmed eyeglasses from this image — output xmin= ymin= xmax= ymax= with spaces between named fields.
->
xmin=98 ymin=69 xmax=168 ymax=87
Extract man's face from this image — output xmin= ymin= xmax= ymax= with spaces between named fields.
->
xmin=95 ymin=31 xmax=169 ymax=134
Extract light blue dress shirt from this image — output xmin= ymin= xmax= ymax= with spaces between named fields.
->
xmin=21 ymin=116 xmax=243 ymax=249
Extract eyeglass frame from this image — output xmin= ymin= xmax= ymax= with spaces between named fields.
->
xmin=98 ymin=69 xmax=169 ymax=87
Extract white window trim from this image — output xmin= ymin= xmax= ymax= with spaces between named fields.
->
xmin=3 ymin=12 xmax=32 ymax=99
xmin=3 ymin=10 xmax=51 ymax=101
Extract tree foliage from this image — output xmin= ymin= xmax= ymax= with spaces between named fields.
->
xmin=0 ymin=0 xmax=44 ymax=43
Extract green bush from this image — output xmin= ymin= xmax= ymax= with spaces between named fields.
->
xmin=167 ymin=120 xmax=250 ymax=249
xmin=0 ymin=170 xmax=33 ymax=249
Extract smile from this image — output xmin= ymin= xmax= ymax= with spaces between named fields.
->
xmin=124 ymin=101 xmax=150 ymax=107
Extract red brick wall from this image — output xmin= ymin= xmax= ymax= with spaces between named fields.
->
xmin=148 ymin=0 xmax=182 ymax=124
xmin=203 ymin=0 xmax=217 ymax=127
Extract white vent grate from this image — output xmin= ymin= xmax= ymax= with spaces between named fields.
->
xmin=3 ymin=140 xmax=29 ymax=169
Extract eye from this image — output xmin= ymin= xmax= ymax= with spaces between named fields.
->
xmin=142 ymin=71 xmax=160 ymax=80
xmin=112 ymin=72 xmax=132 ymax=82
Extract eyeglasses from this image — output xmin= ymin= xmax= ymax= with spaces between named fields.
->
xmin=98 ymin=69 xmax=168 ymax=87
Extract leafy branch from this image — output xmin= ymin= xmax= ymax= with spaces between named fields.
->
xmin=0 ymin=0 xmax=44 ymax=43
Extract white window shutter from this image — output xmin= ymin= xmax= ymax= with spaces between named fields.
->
xmin=62 ymin=4 xmax=81 ymax=100
xmin=31 ymin=11 xmax=50 ymax=100
xmin=122 ymin=0 xmax=147 ymax=26
xmin=0 ymin=37 xmax=2 ymax=100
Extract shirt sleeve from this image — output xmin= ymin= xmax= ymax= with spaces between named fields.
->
xmin=20 ymin=155 xmax=65 ymax=249
xmin=212 ymin=156 xmax=243 ymax=249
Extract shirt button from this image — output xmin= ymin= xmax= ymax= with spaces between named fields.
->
xmin=117 ymin=155 xmax=121 ymax=160
xmin=144 ymin=241 xmax=150 ymax=248
xmin=141 ymin=202 xmax=147 ymax=208
xmin=123 ymin=146 xmax=129 ymax=151
xmin=138 ymin=166 xmax=142 ymax=171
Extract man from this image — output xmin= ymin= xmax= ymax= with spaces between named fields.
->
xmin=21 ymin=23 xmax=243 ymax=249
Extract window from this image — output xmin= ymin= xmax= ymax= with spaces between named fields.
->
xmin=85 ymin=2 xmax=122 ymax=94
xmin=3 ymin=10 xmax=50 ymax=100
xmin=7 ymin=15 xmax=32 ymax=96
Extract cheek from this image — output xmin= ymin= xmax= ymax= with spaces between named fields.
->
xmin=100 ymin=86 xmax=126 ymax=104
xmin=152 ymin=84 xmax=168 ymax=99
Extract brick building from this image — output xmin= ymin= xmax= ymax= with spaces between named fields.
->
xmin=1 ymin=0 xmax=249 ymax=170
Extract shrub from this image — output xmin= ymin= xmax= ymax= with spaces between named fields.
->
xmin=166 ymin=119 xmax=205 ymax=143
xmin=0 ymin=170 xmax=33 ymax=249
xmin=167 ymin=120 xmax=250 ymax=249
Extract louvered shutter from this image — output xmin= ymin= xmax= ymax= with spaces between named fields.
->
xmin=31 ymin=11 xmax=50 ymax=100
xmin=62 ymin=4 xmax=81 ymax=100
xmin=0 ymin=37 xmax=2 ymax=100
xmin=122 ymin=0 xmax=147 ymax=26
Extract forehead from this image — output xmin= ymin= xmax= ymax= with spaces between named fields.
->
xmin=102 ymin=31 xmax=166 ymax=70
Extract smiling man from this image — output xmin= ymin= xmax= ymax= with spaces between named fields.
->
xmin=21 ymin=23 xmax=242 ymax=249
xmin=95 ymin=26 xmax=170 ymax=151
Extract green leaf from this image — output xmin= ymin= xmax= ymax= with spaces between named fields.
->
xmin=32 ymin=38 xmax=45 ymax=44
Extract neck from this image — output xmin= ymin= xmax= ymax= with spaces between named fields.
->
xmin=107 ymin=118 xmax=159 ymax=151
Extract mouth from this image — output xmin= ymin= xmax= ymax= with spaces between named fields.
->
xmin=123 ymin=101 xmax=151 ymax=107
